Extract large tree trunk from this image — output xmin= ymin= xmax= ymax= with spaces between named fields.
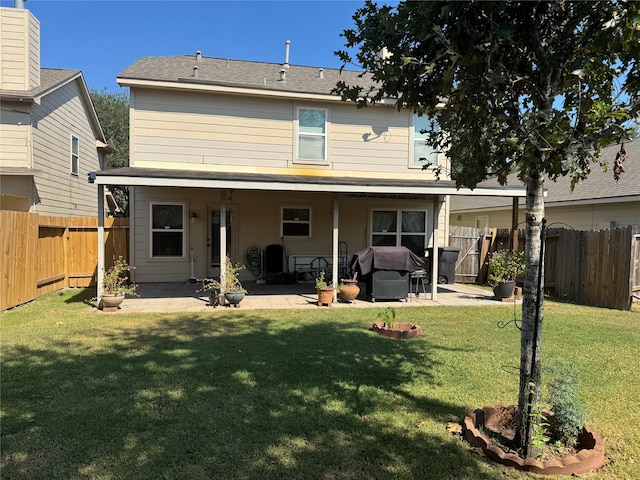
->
xmin=516 ymin=168 xmax=545 ymax=457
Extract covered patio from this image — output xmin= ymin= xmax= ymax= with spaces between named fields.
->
xmin=102 ymin=281 xmax=517 ymax=314
xmin=92 ymin=168 xmax=527 ymax=305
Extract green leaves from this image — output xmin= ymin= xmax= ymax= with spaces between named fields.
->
xmin=335 ymin=0 xmax=639 ymax=187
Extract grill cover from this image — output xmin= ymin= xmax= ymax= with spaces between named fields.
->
xmin=350 ymin=246 xmax=424 ymax=276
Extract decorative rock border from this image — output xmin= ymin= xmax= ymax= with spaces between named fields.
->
xmin=463 ymin=405 xmax=605 ymax=476
xmin=370 ymin=322 xmax=421 ymax=339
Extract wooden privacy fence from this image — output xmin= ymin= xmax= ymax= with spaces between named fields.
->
xmin=449 ymin=224 xmax=639 ymax=311
xmin=1 ymin=211 xmax=129 ymax=311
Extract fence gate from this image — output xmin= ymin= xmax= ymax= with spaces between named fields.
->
xmin=449 ymin=226 xmax=483 ymax=283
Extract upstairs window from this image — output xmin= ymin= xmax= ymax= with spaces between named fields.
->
xmin=412 ymin=115 xmax=439 ymax=167
xmin=70 ymin=135 xmax=79 ymax=176
xmin=281 ymin=206 xmax=312 ymax=237
xmin=297 ymin=107 xmax=327 ymax=163
xmin=150 ymin=203 xmax=185 ymax=258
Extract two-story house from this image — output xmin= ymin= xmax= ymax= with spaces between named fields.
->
xmin=0 ymin=3 xmax=111 ymax=216
xmin=92 ymin=48 xmax=524 ymax=299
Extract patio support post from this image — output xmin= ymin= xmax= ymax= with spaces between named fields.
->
xmin=512 ymin=197 xmax=519 ymax=251
xmin=332 ymin=194 xmax=339 ymax=301
xmin=97 ymin=184 xmax=105 ymax=299
xmin=431 ymin=195 xmax=443 ymax=301
xmin=129 ymin=187 xmax=136 ymax=282
xmin=220 ymin=190 xmax=227 ymax=291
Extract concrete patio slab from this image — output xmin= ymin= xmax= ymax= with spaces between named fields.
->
xmin=102 ymin=281 xmax=520 ymax=314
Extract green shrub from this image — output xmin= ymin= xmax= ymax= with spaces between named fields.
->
xmin=546 ymin=360 xmax=587 ymax=446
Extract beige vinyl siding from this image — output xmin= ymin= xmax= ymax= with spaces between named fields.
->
xmin=451 ymin=201 xmax=640 ymax=230
xmin=129 ymin=89 xmax=439 ymax=180
xmin=0 ymin=107 xmax=31 ymax=168
xmin=131 ymin=90 xmax=293 ymax=169
xmin=545 ymin=202 xmax=640 ymax=229
xmin=0 ymin=7 xmax=39 ymax=91
xmin=131 ymin=186 xmax=439 ymax=282
xmin=329 ymin=104 xmax=411 ymax=173
xmin=29 ymin=79 xmax=101 ymax=216
xmin=27 ymin=12 xmax=40 ymax=88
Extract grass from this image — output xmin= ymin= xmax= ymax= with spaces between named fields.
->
xmin=1 ymin=290 xmax=639 ymax=480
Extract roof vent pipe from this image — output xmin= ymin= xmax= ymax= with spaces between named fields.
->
xmin=279 ymin=69 xmax=286 ymax=82
xmin=193 ymin=66 xmax=199 ymax=78
xmin=319 ymin=68 xmax=324 ymax=80
xmin=196 ymin=51 xmax=202 ymax=61
xmin=283 ymin=40 xmax=290 ymax=68
xmin=14 ymin=0 xmax=26 ymax=8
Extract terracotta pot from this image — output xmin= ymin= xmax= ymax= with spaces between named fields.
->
xmin=493 ymin=280 xmax=515 ymax=299
xmin=101 ymin=293 xmax=125 ymax=310
xmin=317 ymin=287 xmax=334 ymax=306
xmin=338 ymin=280 xmax=360 ymax=302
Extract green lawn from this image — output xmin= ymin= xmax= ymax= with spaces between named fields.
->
xmin=1 ymin=290 xmax=638 ymax=480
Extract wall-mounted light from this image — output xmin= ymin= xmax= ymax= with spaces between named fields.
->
xmin=191 ymin=212 xmax=198 ymax=222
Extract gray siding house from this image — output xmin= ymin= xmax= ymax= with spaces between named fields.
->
xmin=0 ymin=5 xmax=111 ymax=216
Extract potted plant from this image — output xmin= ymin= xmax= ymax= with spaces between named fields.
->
xmin=487 ymin=249 xmax=525 ymax=299
xmin=196 ymin=277 xmax=222 ymax=307
xmin=315 ymin=270 xmax=334 ymax=306
xmin=196 ymin=256 xmax=247 ymax=307
xmin=222 ymin=257 xmax=247 ymax=307
xmin=337 ymin=272 xmax=360 ymax=303
xmin=101 ymin=256 xmax=137 ymax=310
xmin=370 ymin=307 xmax=421 ymax=339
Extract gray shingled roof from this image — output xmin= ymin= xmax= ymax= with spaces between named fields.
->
xmin=117 ymin=54 xmax=377 ymax=96
xmin=0 ymin=68 xmax=81 ymax=99
xmin=450 ymin=139 xmax=640 ymax=211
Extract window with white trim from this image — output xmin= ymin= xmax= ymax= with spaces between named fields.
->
xmin=411 ymin=115 xmax=439 ymax=167
xmin=371 ymin=209 xmax=428 ymax=256
xmin=70 ymin=135 xmax=79 ymax=176
xmin=150 ymin=202 xmax=185 ymax=257
xmin=297 ymin=107 xmax=327 ymax=163
xmin=281 ymin=206 xmax=312 ymax=237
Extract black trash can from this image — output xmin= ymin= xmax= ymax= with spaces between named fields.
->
xmin=425 ymin=246 xmax=460 ymax=284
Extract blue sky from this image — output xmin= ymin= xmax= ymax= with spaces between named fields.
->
xmin=2 ymin=0 xmax=379 ymax=92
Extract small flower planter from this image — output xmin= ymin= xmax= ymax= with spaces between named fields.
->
xmin=463 ymin=405 xmax=605 ymax=476
xmin=493 ymin=280 xmax=515 ymax=300
xmin=101 ymin=293 xmax=125 ymax=311
xmin=317 ymin=287 xmax=334 ymax=306
xmin=338 ymin=279 xmax=360 ymax=303
xmin=224 ymin=291 xmax=245 ymax=308
xmin=371 ymin=321 xmax=421 ymax=339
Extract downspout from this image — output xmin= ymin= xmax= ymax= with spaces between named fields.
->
xmin=128 ymin=187 xmax=136 ymax=283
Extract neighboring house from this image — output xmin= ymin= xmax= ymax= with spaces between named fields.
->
xmin=450 ymin=140 xmax=640 ymax=231
xmin=0 ymin=4 xmax=111 ymax=216
xmin=92 ymin=47 xmax=525 ymax=297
